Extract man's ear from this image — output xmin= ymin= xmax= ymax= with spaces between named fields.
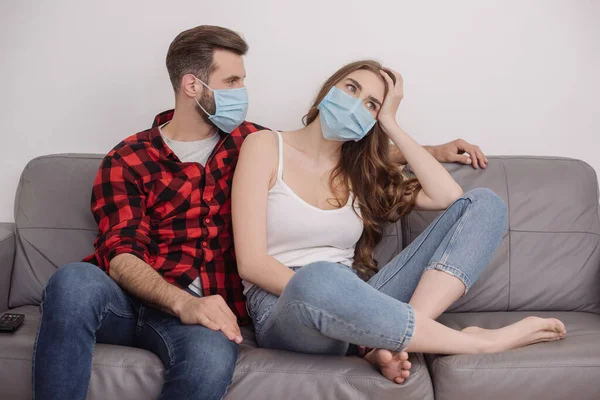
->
xmin=181 ymin=74 xmax=200 ymax=99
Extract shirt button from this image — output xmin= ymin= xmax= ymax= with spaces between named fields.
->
xmin=202 ymin=241 xmax=208 ymax=247
xmin=205 ymin=218 xmax=210 ymax=223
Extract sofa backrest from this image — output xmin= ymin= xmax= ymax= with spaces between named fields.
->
xmin=403 ymin=156 xmax=600 ymax=314
xmin=7 ymin=153 xmax=408 ymax=309
xmin=8 ymin=154 xmax=600 ymax=315
xmin=9 ymin=154 xmax=102 ymax=308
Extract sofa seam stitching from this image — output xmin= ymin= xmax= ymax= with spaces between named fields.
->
xmin=500 ymin=159 xmax=511 ymax=311
xmin=233 ymin=369 xmax=426 ymax=379
xmin=433 ymin=364 xmax=600 ymax=370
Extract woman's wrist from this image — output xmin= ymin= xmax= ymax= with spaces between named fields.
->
xmin=378 ymin=117 xmax=399 ymax=135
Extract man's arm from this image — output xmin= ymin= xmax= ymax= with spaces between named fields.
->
xmin=110 ymin=254 xmax=242 ymax=343
xmin=390 ymin=139 xmax=488 ymax=169
xmin=91 ymin=155 xmax=241 ymax=343
xmin=107 ymin=253 xmax=187 ymax=316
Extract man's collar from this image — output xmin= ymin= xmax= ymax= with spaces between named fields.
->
xmin=151 ymin=109 xmax=229 ymax=140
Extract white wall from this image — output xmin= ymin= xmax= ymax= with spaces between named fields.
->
xmin=1 ymin=0 xmax=598 ymax=222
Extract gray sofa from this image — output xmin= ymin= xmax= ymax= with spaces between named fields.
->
xmin=0 ymin=154 xmax=599 ymax=400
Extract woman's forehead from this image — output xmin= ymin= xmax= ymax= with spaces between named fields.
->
xmin=343 ymin=70 xmax=385 ymax=95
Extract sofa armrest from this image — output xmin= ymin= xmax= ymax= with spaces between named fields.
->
xmin=0 ymin=223 xmax=15 ymax=313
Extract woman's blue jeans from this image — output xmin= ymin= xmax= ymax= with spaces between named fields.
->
xmin=245 ymin=188 xmax=508 ymax=355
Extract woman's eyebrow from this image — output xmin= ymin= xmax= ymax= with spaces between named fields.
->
xmin=347 ymin=78 xmax=362 ymax=91
xmin=367 ymin=95 xmax=382 ymax=107
xmin=347 ymin=78 xmax=382 ymax=106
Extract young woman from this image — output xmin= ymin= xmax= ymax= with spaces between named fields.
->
xmin=232 ymin=60 xmax=566 ymax=384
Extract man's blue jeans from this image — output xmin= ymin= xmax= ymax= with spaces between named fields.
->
xmin=32 ymin=262 xmax=238 ymax=400
xmin=246 ymin=188 xmax=508 ymax=354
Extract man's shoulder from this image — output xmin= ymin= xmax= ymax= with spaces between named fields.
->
xmin=225 ymin=121 xmax=268 ymax=151
xmin=152 ymin=110 xmax=174 ymax=128
xmin=103 ymin=128 xmax=159 ymax=168
xmin=235 ymin=121 xmax=267 ymax=137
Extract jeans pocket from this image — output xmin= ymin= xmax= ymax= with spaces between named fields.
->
xmin=247 ymin=266 xmax=303 ymax=334
xmin=248 ymin=289 xmax=280 ymax=334
xmin=246 ymin=288 xmax=268 ymax=319
xmin=135 ymin=305 xmax=146 ymax=336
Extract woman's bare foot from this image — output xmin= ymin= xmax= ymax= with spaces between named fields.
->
xmin=364 ymin=348 xmax=412 ymax=384
xmin=462 ymin=316 xmax=566 ymax=353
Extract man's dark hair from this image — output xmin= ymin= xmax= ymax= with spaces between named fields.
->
xmin=166 ymin=25 xmax=248 ymax=93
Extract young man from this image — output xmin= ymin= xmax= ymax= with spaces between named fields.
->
xmin=32 ymin=25 xmax=488 ymax=400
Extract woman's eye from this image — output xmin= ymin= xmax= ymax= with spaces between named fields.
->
xmin=366 ymin=102 xmax=376 ymax=110
xmin=346 ymin=84 xmax=356 ymax=93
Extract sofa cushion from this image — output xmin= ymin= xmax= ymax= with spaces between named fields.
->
xmin=403 ymin=157 xmax=600 ymax=313
xmin=0 ymin=223 xmax=15 ymax=313
xmin=0 ymin=306 xmax=163 ymax=400
xmin=9 ymin=155 xmax=102 ymax=308
xmin=428 ymin=311 xmax=600 ymax=400
xmin=0 ymin=306 xmax=434 ymax=400
xmin=373 ymin=220 xmax=403 ymax=267
xmin=231 ymin=328 xmax=433 ymax=400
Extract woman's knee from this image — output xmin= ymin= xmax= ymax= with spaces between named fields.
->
xmin=464 ymin=188 xmax=508 ymax=225
xmin=283 ymin=262 xmax=356 ymax=305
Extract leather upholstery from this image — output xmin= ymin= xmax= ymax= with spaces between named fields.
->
xmin=0 ymin=154 xmax=598 ymax=399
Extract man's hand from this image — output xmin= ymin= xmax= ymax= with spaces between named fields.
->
xmin=430 ymin=139 xmax=488 ymax=169
xmin=109 ymin=254 xmax=243 ymax=344
xmin=175 ymin=294 xmax=243 ymax=344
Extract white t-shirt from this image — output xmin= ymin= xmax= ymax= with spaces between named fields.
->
xmin=159 ymin=123 xmax=219 ymax=167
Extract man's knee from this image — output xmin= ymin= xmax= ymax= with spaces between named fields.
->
xmin=43 ymin=262 xmax=116 ymax=313
xmin=170 ymin=326 xmax=238 ymax=390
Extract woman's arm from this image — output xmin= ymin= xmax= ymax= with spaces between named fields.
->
xmin=387 ymin=124 xmax=463 ymax=210
xmin=232 ymin=131 xmax=295 ymax=296
xmin=379 ymin=69 xmax=463 ymax=210
xmin=389 ymin=143 xmax=435 ymax=164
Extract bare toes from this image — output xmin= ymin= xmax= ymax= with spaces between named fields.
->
xmin=398 ymin=351 xmax=409 ymax=362
xmin=377 ymin=349 xmax=393 ymax=364
xmin=554 ymin=319 xmax=566 ymax=334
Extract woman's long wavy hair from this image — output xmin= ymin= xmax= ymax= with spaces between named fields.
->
xmin=303 ymin=60 xmax=422 ymax=278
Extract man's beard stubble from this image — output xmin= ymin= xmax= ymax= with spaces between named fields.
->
xmin=196 ymin=90 xmax=217 ymax=126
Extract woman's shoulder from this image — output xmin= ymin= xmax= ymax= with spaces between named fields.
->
xmin=243 ymin=129 xmax=278 ymax=145
xmin=237 ymin=129 xmax=280 ymax=186
xmin=240 ymin=129 xmax=279 ymax=159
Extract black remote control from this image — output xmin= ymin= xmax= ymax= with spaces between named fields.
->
xmin=0 ymin=313 xmax=24 ymax=332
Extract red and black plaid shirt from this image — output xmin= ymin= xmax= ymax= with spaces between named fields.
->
xmin=84 ymin=109 xmax=264 ymax=323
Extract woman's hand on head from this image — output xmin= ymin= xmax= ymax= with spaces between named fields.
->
xmin=377 ymin=68 xmax=404 ymax=131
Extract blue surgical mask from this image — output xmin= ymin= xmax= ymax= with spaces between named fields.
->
xmin=317 ymin=87 xmax=377 ymax=142
xmin=195 ymin=77 xmax=249 ymax=133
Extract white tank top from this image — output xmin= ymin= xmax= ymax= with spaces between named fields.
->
xmin=242 ymin=131 xmax=364 ymax=294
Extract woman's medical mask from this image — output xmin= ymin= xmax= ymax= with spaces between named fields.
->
xmin=317 ymin=87 xmax=376 ymax=142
